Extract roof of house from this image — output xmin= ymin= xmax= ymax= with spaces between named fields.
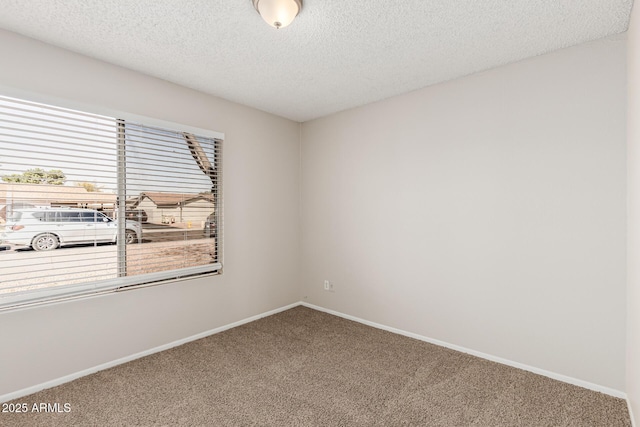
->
xmin=131 ymin=192 xmax=214 ymax=208
xmin=0 ymin=183 xmax=116 ymax=205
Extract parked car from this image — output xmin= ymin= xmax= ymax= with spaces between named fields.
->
xmin=125 ymin=209 xmax=148 ymax=223
xmin=203 ymin=213 xmax=216 ymax=238
xmin=1 ymin=207 xmax=141 ymax=251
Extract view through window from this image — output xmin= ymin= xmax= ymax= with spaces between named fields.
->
xmin=0 ymin=95 xmax=222 ymax=308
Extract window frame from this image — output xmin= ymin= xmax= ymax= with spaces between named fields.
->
xmin=0 ymin=90 xmax=225 ymax=310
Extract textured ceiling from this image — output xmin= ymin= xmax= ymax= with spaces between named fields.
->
xmin=0 ymin=0 xmax=633 ymax=122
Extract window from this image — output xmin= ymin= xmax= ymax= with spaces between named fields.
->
xmin=0 ymin=95 xmax=223 ymax=309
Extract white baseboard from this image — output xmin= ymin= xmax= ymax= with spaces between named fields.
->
xmin=300 ymin=302 xmax=627 ymax=400
xmin=629 ymin=398 xmax=637 ymax=427
xmin=0 ymin=302 xmax=300 ymax=403
xmin=2 ymin=300 xmax=630 ymax=406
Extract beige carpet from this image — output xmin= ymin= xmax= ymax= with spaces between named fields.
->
xmin=2 ymin=306 xmax=631 ymax=426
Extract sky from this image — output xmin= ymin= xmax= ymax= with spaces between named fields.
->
xmin=0 ymin=95 xmax=215 ymax=196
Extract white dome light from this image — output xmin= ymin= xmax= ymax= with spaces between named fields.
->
xmin=252 ymin=0 xmax=302 ymax=29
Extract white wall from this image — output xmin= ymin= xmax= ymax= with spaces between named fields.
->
xmin=0 ymin=30 xmax=301 ymax=397
xmin=628 ymin=1 xmax=640 ymax=423
xmin=301 ymin=35 xmax=627 ymax=391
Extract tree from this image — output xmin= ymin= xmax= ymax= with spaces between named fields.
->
xmin=2 ymin=168 xmax=66 ymax=185
xmin=76 ymin=182 xmax=103 ymax=192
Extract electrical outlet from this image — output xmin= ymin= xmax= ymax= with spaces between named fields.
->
xmin=324 ymin=280 xmax=335 ymax=292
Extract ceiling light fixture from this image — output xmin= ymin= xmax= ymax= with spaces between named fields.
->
xmin=252 ymin=0 xmax=302 ymax=29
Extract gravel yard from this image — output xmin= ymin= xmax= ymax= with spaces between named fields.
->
xmin=0 ymin=238 xmax=216 ymax=295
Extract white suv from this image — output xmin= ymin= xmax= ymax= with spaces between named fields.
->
xmin=1 ymin=207 xmax=141 ymax=251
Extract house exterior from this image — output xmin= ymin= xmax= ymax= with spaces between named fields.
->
xmin=128 ymin=192 xmax=214 ymax=226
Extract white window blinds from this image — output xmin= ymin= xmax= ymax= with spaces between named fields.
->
xmin=0 ymin=95 xmax=223 ymax=309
